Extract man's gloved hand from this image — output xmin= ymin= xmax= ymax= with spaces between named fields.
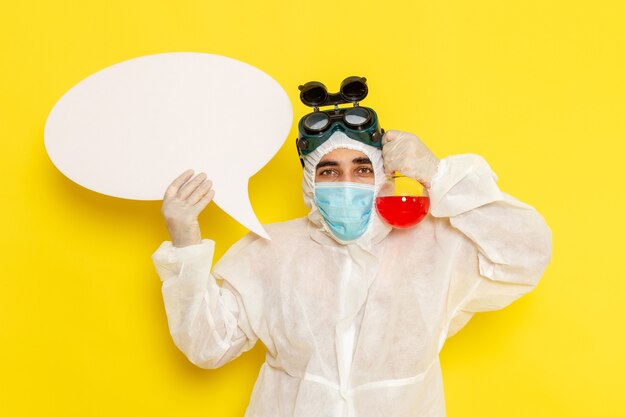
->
xmin=161 ymin=170 xmax=215 ymax=247
xmin=382 ymin=130 xmax=440 ymax=188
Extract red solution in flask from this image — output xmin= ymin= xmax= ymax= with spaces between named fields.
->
xmin=375 ymin=195 xmax=430 ymax=228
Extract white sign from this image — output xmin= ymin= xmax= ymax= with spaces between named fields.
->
xmin=44 ymin=53 xmax=293 ymax=239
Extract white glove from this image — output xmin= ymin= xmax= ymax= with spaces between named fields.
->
xmin=382 ymin=130 xmax=440 ymax=188
xmin=161 ymin=170 xmax=215 ymax=247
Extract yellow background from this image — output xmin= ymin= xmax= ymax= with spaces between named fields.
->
xmin=1 ymin=0 xmax=624 ymax=416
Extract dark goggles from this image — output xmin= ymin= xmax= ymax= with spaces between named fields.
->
xmin=296 ymin=106 xmax=384 ymax=156
xmin=296 ymin=76 xmax=384 ymax=159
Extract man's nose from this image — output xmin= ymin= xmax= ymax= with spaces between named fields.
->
xmin=338 ymin=172 xmax=356 ymax=182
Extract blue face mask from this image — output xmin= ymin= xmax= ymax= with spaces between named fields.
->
xmin=314 ymin=182 xmax=375 ymax=241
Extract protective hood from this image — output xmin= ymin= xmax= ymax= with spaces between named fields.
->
xmin=301 ymin=131 xmax=392 ymax=247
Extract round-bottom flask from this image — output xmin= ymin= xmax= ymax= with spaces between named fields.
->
xmin=375 ymin=173 xmax=430 ymax=228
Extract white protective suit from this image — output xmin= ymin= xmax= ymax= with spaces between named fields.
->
xmin=152 ymin=132 xmax=552 ymax=417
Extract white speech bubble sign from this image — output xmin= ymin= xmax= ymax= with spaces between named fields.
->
xmin=44 ymin=53 xmax=293 ymax=239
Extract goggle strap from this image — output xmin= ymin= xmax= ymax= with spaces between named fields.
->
xmin=296 ymin=137 xmax=305 ymax=168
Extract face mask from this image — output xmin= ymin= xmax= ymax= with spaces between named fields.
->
xmin=314 ymin=182 xmax=375 ymax=241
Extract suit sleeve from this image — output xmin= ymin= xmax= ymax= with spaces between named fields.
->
xmin=152 ymin=240 xmax=258 ymax=368
xmin=428 ymin=154 xmax=553 ymax=337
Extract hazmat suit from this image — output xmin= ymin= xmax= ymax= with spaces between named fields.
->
xmin=152 ymin=131 xmax=552 ymax=417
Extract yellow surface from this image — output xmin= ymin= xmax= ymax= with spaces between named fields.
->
xmin=1 ymin=1 xmax=624 ymax=416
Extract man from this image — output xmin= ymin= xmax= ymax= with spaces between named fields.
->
xmin=152 ymin=129 xmax=552 ymax=417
